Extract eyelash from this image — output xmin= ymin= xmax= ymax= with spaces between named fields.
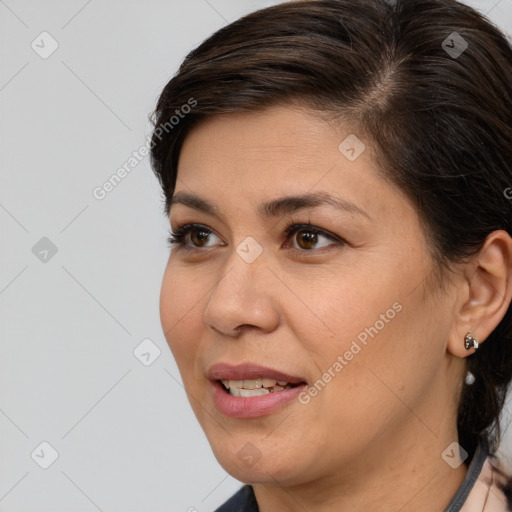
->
xmin=167 ymin=222 xmax=344 ymax=253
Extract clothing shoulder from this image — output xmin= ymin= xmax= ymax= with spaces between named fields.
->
xmin=459 ymin=454 xmax=511 ymax=511
xmin=214 ymin=485 xmax=258 ymax=512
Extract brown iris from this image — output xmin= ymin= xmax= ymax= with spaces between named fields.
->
xmin=191 ymin=229 xmax=210 ymax=247
xmin=296 ymin=230 xmax=318 ymax=250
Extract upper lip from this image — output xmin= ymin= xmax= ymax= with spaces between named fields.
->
xmin=207 ymin=363 xmax=306 ymax=384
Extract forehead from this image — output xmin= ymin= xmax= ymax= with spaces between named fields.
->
xmin=175 ymin=106 xmax=402 ymax=221
xmin=180 ymin=106 xmax=346 ymax=160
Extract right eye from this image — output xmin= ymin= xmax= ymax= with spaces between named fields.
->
xmin=167 ymin=223 xmax=223 ymax=249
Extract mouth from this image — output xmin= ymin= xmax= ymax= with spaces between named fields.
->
xmin=218 ymin=378 xmax=302 ymax=397
xmin=207 ymin=363 xmax=308 ymax=418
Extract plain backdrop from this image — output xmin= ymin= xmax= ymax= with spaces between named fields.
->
xmin=1 ymin=1 xmax=511 ymax=511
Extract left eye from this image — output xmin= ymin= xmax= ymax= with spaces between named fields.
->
xmin=285 ymin=225 xmax=339 ymax=250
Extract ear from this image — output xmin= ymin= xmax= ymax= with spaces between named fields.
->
xmin=448 ymin=230 xmax=512 ymax=358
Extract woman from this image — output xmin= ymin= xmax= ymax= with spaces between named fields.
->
xmin=150 ymin=0 xmax=512 ymax=510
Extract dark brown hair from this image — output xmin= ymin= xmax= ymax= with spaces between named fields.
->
xmin=150 ymin=0 xmax=512 ymax=496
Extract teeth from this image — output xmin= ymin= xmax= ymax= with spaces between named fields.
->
xmin=221 ymin=377 xmax=297 ymax=395
xmin=262 ymin=378 xmax=277 ymax=388
xmin=238 ymin=388 xmax=270 ymax=397
xmin=242 ymin=378 xmax=262 ymax=389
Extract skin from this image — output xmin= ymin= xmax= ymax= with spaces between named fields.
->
xmin=160 ymin=105 xmax=512 ymax=511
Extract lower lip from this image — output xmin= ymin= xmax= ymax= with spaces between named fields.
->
xmin=210 ymin=380 xmax=307 ymax=419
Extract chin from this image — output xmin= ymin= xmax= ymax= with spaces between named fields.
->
xmin=206 ymin=430 xmax=314 ymax=486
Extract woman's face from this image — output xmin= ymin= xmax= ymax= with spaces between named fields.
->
xmin=160 ymin=105 xmax=461 ymax=485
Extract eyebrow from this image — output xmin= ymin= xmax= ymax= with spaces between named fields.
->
xmin=168 ymin=191 xmax=370 ymax=220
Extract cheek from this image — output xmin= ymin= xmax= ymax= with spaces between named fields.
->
xmin=315 ymin=279 xmax=446 ymax=434
xmin=159 ymin=263 xmax=205 ymax=369
xmin=290 ymin=256 xmax=441 ymax=413
xmin=279 ymin=260 xmax=402 ymax=360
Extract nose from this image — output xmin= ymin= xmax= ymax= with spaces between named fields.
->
xmin=203 ymin=250 xmax=280 ymax=337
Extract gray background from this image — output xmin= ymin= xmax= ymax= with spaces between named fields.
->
xmin=1 ymin=1 xmax=511 ymax=511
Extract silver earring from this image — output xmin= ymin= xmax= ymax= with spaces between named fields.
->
xmin=464 ymin=332 xmax=479 ymax=351
xmin=465 ymin=371 xmax=475 ymax=385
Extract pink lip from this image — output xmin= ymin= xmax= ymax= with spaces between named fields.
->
xmin=207 ymin=363 xmax=305 ymax=384
xmin=207 ymin=363 xmax=307 ymax=419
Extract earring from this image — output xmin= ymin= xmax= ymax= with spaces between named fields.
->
xmin=465 ymin=371 xmax=475 ymax=385
xmin=464 ymin=332 xmax=479 ymax=351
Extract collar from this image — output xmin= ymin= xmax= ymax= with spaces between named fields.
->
xmin=445 ymin=439 xmax=489 ymax=511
